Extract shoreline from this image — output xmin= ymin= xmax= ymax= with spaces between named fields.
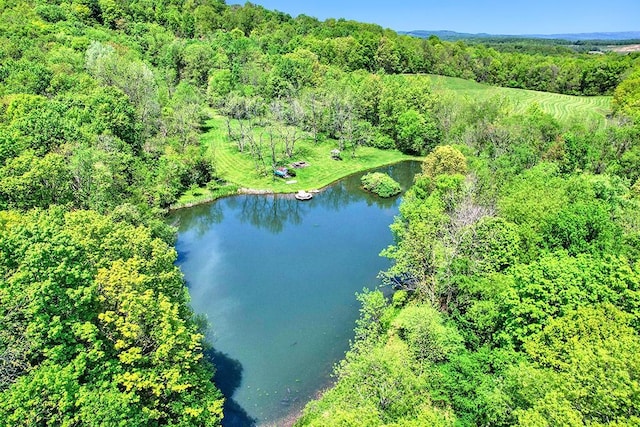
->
xmin=261 ymin=380 xmax=334 ymax=427
xmin=168 ymin=159 xmax=421 ymax=212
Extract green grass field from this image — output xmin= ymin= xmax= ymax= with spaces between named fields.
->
xmin=171 ymin=115 xmax=420 ymax=208
xmin=206 ymin=117 xmax=419 ymax=190
xmin=425 ymin=75 xmax=611 ymax=123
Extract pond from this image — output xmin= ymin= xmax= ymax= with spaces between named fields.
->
xmin=170 ymin=161 xmax=420 ymax=426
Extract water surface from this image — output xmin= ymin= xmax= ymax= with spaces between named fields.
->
xmin=171 ymin=162 xmax=420 ymax=426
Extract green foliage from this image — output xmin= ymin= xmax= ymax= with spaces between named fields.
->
xmin=459 ymin=217 xmax=522 ymax=273
xmin=354 ymin=289 xmax=390 ymax=344
xmin=361 ymin=172 xmax=402 ymax=198
xmin=1 ymin=94 xmax=78 ymax=154
xmin=297 ymin=335 xmax=452 ymax=426
xmin=542 ymin=200 xmax=620 ymax=255
xmin=207 ymin=69 xmax=233 ymax=106
xmin=497 ymin=162 xmax=568 ymax=258
xmin=391 ymin=289 xmax=408 ymax=307
xmin=0 ymin=151 xmax=74 ymax=210
xmin=497 ymin=253 xmax=640 ymax=346
xmin=557 ymin=131 xmax=594 ymax=173
xmin=507 ymin=305 xmax=640 ymax=426
xmin=430 ymin=347 xmax=521 ymax=426
xmin=422 ymin=145 xmax=468 ymax=178
xmin=612 ymin=68 xmax=640 ymax=122
xmin=391 ymin=304 xmax=464 ymax=363
xmin=0 ymin=208 xmax=224 ymax=426
xmin=395 ymin=109 xmax=440 ymax=154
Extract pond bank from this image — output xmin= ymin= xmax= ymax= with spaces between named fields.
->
xmin=169 ymin=159 xmax=422 ymax=211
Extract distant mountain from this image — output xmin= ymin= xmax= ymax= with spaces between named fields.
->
xmin=400 ymin=30 xmax=640 ymax=42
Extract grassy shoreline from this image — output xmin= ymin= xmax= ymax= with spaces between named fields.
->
xmin=170 ymin=115 xmax=421 ymax=210
xmin=169 ymin=156 xmax=421 ymax=211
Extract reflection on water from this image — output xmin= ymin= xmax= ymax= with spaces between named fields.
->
xmin=237 ymin=196 xmax=305 ymax=233
xmin=170 ymin=161 xmax=420 ymax=426
xmin=172 ymin=200 xmax=225 ymax=237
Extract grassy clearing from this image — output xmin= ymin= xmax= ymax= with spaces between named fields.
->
xmin=425 ymin=75 xmax=611 ymax=124
xmin=201 ymin=115 xmax=420 ymax=195
xmin=170 ymin=182 xmax=239 ymax=210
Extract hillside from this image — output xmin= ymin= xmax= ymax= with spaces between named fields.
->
xmin=0 ymin=0 xmax=639 ymax=426
xmin=401 ymin=29 xmax=640 ymax=41
xmin=425 ymin=75 xmax=611 ymax=123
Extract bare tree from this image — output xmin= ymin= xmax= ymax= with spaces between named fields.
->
xmin=438 ymin=176 xmax=494 ymax=309
xmin=270 ymin=99 xmax=306 ymax=158
xmin=267 ymin=128 xmax=279 ymax=170
xmin=303 ymin=91 xmax=324 ymax=144
xmin=328 ymin=95 xmax=355 ymax=153
xmin=246 ymin=130 xmax=268 ymax=175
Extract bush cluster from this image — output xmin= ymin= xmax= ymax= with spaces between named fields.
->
xmin=361 ymin=172 xmax=402 ymax=197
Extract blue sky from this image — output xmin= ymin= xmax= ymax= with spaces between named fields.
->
xmin=228 ymin=0 xmax=639 ymax=35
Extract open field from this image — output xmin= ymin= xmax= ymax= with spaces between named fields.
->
xmin=608 ymin=44 xmax=640 ymax=53
xmin=205 ymin=116 xmax=419 ymax=191
xmin=425 ymin=74 xmax=612 ymax=123
xmin=171 ymin=115 xmax=420 ymax=208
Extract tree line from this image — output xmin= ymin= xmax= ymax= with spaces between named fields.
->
xmin=1 ymin=0 xmax=640 ymax=425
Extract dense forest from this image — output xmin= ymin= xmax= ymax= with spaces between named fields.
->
xmin=1 ymin=0 xmax=640 ymax=425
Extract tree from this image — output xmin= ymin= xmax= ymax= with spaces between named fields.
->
xmin=459 ymin=217 xmax=521 ymax=274
xmin=375 ymin=36 xmax=400 ymax=73
xmin=271 ymin=49 xmax=321 ymax=93
xmin=391 ymin=304 xmax=464 ymax=363
xmin=2 ymin=94 xmax=75 ymax=155
xmin=395 ymin=109 xmax=429 ymax=154
xmin=207 ymin=69 xmax=233 ymax=106
xmin=193 ymin=4 xmax=224 ymax=36
xmin=496 ymin=253 xmax=640 ymax=346
xmin=84 ymin=86 xmax=140 ymax=148
xmin=0 ymin=151 xmax=74 ymax=210
xmin=68 ymin=145 xmax=136 ymax=212
xmin=361 ymin=172 xmax=401 ymax=198
xmin=422 ymin=145 xmax=468 ymax=178
xmin=507 ymin=305 xmax=640 ymax=426
xmin=612 ymin=68 xmax=640 ymax=122
xmin=163 ymin=82 xmax=204 ymax=151
xmin=382 ymin=173 xmax=465 ymax=305
xmin=301 ymin=89 xmax=329 ymax=144
xmin=0 ymin=208 xmax=224 ymax=426
xmin=182 ymin=42 xmax=216 ymax=87
xmin=86 ymin=42 xmax=160 ymax=140
xmin=542 ymin=200 xmax=619 ymax=256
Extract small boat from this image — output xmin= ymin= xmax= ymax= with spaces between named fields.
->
xmin=295 ymin=190 xmax=313 ymax=201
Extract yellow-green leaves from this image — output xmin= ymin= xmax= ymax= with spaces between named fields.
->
xmin=0 ymin=208 xmax=223 ymax=426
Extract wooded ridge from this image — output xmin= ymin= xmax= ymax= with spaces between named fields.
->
xmin=0 ymin=0 xmax=639 ymax=425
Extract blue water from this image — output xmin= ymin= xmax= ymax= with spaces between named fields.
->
xmin=171 ymin=162 xmax=420 ymax=426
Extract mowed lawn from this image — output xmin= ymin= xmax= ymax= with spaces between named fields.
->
xmin=199 ymin=115 xmax=419 ymax=193
xmin=425 ymin=74 xmax=612 ymax=123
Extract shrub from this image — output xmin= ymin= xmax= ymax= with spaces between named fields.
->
xmin=371 ymin=132 xmax=396 ymax=149
xmin=392 ymin=305 xmax=464 ymax=363
xmin=422 ymin=145 xmax=468 ymax=178
xmin=361 ymin=172 xmax=402 ymax=198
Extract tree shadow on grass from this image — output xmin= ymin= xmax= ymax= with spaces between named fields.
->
xmin=206 ymin=348 xmax=257 ymax=427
